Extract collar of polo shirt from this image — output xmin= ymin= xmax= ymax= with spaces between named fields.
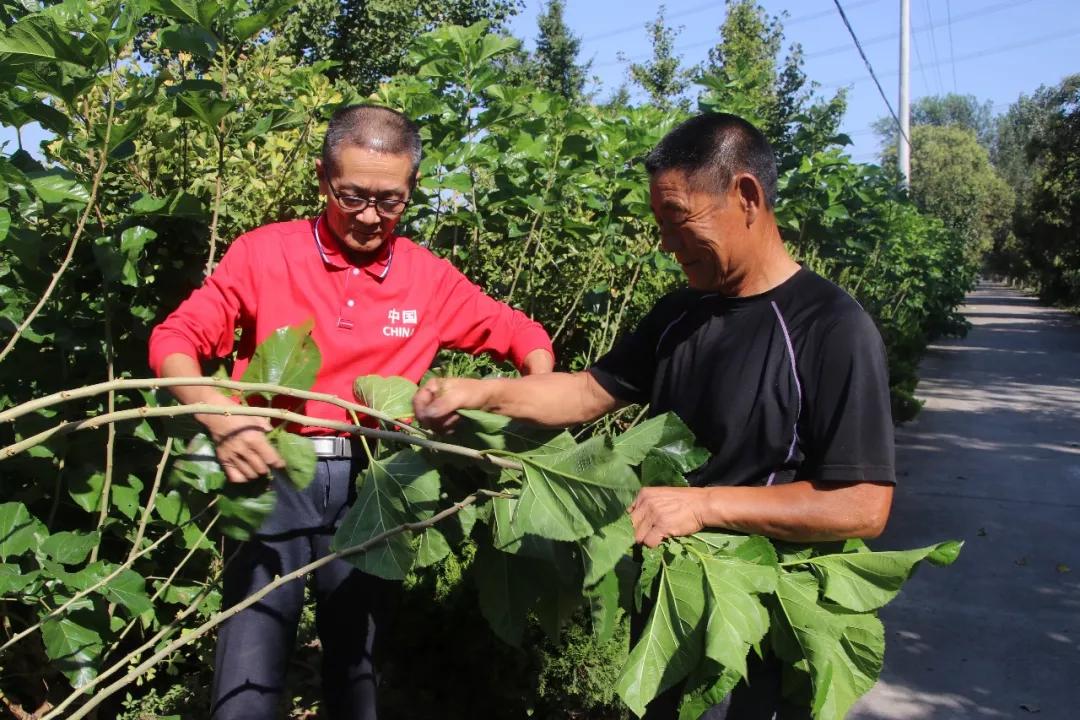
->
xmin=313 ymin=213 xmax=395 ymax=280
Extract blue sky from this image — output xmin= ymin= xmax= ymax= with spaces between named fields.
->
xmin=4 ymin=1 xmax=1077 ymax=165
xmin=508 ymin=0 xmax=1080 ymax=163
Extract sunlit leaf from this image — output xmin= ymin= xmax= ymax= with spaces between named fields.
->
xmin=242 ymin=320 xmax=321 ymax=391
xmin=0 ymin=502 xmax=47 ymax=561
xmin=353 ymin=375 xmax=418 ymax=421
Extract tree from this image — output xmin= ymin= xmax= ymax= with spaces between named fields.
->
xmin=874 ymin=93 xmax=996 ymax=154
xmin=1013 ymin=75 xmax=1080 ymax=303
xmin=698 ymin=0 xmax=846 ymax=169
xmin=886 ymin=125 xmax=1013 ymax=265
xmin=533 ymin=0 xmax=590 ymax=102
xmin=281 ymin=0 xmax=522 ymax=93
xmin=625 ymin=5 xmax=693 ymax=110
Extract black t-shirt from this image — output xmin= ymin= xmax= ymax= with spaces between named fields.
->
xmin=590 ymin=267 xmax=895 ymax=488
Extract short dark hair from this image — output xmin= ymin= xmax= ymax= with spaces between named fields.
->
xmin=321 ymin=104 xmax=423 ymax=180
xmin=644 ymin=113 xmax=778 ymax=208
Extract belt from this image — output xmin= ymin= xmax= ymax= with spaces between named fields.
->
xmin=307 ymin=435 xmax=357 ymax=459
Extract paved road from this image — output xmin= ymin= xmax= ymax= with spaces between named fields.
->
xmin=850 ymin=284 xmax=1080 ymax=719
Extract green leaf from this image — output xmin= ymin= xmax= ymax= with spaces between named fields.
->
xmin=170 ymin=434 xmax=225 ymax=493
xmin=802 ymin=540 xmax=963 ymax=612
xmin=353 ymin=375 xmax=418 ymax=421
xmin=0 ymin=13 xmax=90 ymax=66
xmin=416 ymin=527 xmax=451 ymax=567
xmin=581 ymin=513 xmax=634 ymax=586
xmin=616 ymin=554 xmax=707 ymax=716
xmin=697 ymin=551 xmax=777 ymax=679
xmin=585 ymin=567 xmax=621 ymax=643
xmin=636 ymin=545 xmax=663 ymax=611
xmin=472 ymin=538 xmax=543 ymax=646
xmin=770 ymin=571 xmax=884 ymax=720
xmin=0 ymin=564 xmax=38 ymax=595
xmin=174 ymin=90 xmax=236 ymax=132
xmin=270 ymin=432 xmax=316 ymax=490
xmin=111 ymin=474 xmax=144 ymax=520
xmin=0 ymin=502 xmax=47 ymax=561
xmin=332 ymin=450 xmax=439 ymax=580
xmin=615 ymin=413 xmax=709 ymax=487
xmin=148 ymin=0 xmax=221 ymax=29
xmin=29 ymin=172 xmax=90 ymax=205
xmin=0 ymin=208 xmax=9 ymax=242
xmin=678 ymin=664 xmax=742 ymax=720
xmin=101 ymin=568 xmax=153 ymax=617
xmin=217 ymin=483 xmax=276 ymax=540
xmin=514 ymin=436 xmax=640 ymax=542
xmin=242 ymin=320 xmax=321 ymax=391
xmin=158 ymin=22 xmax=218 ymax=59
xmin=41 ymin=531 xmax=99 ymax=566
xmin=231 ymin=0 xmax=297 ymax=41
xmin=41 ymin=610 xmax=105 ymax=689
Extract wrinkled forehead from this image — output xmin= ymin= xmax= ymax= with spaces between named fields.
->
xmin=326 ymin=146 xmax=414 ymax=189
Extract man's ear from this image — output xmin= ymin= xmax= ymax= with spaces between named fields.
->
xmin=315 ymin=158 xmax=328 ymax=192
xmin=734 ymin=174 xmax=764 ymax=226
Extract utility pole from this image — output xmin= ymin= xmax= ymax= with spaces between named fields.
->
xmin=898 ymin=0 xmax=911 ymax=188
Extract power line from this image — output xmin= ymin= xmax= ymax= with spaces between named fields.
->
xmin=804 ymin=0 xmax=1035 ymax=60
xmin=946 ymin=0 xmax=958 ymax=93
xmin=581 ymin=0 xmax=887 ymax=48
xmin=831 ymin=0 xmax=910 ymax=146
xmin=923 ymin=0 xmax=945 ymax=94
xmin=822 ymin=25 xmax=1080 ymax=89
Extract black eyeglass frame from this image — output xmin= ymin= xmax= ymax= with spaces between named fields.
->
xmin=325 ymin=180 xmax=409 ymax=217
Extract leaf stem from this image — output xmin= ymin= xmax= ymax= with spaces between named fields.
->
xmin=0 ymin=404 xmax=521 ymax=472
xmin=0 ymin=376 xmax=427 ymax=436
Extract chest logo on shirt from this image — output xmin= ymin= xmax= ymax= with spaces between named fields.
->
xmin=383 ymin=308 xmax=419 ymax=338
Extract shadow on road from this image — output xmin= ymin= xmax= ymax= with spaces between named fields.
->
xmin=850 ymin=284 xmax=1080 ymax=720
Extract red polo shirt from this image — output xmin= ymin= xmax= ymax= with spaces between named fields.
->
xmin=149 ymin=216 xmax=553 ymax=433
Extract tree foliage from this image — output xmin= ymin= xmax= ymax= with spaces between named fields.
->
xmin=625 ymin=5 xmax=693 ymax=110
xmin=0 ymin=1 xmax=975 ymax=716
xmin=533 ymin=0 xmax=589 ymax=102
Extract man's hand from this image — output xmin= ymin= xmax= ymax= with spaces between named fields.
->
xmin=201 ymin=412 xmax=285 ymax=484
xmin=629 ymin=487 xmax=707 ymax=548
xmin=412 ymin=377 xmax=491 ymax=434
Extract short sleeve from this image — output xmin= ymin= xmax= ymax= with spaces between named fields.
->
xmin=800 ymin=309 xmax=896 ymax=485
xmin=588 ymin=292 xmax=686 ymax=405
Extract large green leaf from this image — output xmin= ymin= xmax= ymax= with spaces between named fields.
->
xmin=677 ymin=663 xmax=742 ymax=720
xmin=472 ymin=538 xmax=544 ymax=646
xmin=0 ymin=502 xmax=47 ymax=561
xmin=514 ymin=436 xmax=640 ymax=542
xmin=110 ymin=474 xmax=144 ymax=520
xmin=242 ymin=320 xmax=321 ymax=391
xmin=270 ymin=432 xmax=316 ymax=490
xmin=353 ymin=375 xmax=418 ymax=421
xmin=802 ymin=540 xmax=963 ymax=612
xmin=173 ymin=89 xmax=236 ymax=132
xmin=332 ymin=450 xmax=440 ymax=580
xmin=0 ymin=207 xmax=9 ymax=242
xmin=697 ymin=551 xmax=777 ymax=679
xmin=101 ymin=568 xmax=154 ymax=617
xmin=580 ymin=513 xmax=635 ymax=586
xmin=41 ymin=531 xmax=99 ymax=566
xmin=41 ymin=610 xmax=105 ymax=689
xmin=770 ymin=571 xmax=884 ymax=720
xmin=147 ymin=0 xmax=221 ymax=29
xmin=0 ymin=13 xmax=91 ymax=67
xmin=158 ymin=22 xmax=218 ymax=59
xmin=231 ymin=0 xmax=297 ymax=41
xmin=170 ymin=433 xmax=225 ymax=493
xmin=616 ymin=554 xmax=708 ymax=716
xmin=415 ymin=527 xmax=451 ymax=567
xmin=614 ymin=413 xmax=709 ymax=487
xmin=29 ymin=172 xmax=90 ymax=205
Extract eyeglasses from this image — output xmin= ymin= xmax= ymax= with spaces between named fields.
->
xmin=326 ymin=181 xmax=408 ymax=217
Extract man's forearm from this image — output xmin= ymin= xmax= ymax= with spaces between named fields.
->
xmin=697 ymin=480 xmax=894 ymax=541
xmin=158 ymin=353 xmax=239 ymax=430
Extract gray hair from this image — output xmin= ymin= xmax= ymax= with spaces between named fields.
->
xmin=321 ymin=104 xmax=423 ymax=181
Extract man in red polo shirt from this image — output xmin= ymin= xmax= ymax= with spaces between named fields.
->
xmin=149 ymin=104 xmax=553 ymax=720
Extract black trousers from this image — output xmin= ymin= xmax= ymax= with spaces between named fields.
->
xmin=210 ymin=457 xmax=395 ymax=720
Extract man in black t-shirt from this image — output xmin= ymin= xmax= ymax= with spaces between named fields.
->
xmin=413 ymin=113 xmax=895 ymax=719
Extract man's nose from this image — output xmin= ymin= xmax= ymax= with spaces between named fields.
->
xmin=357 ymin=203 xmax=381 ymax=224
